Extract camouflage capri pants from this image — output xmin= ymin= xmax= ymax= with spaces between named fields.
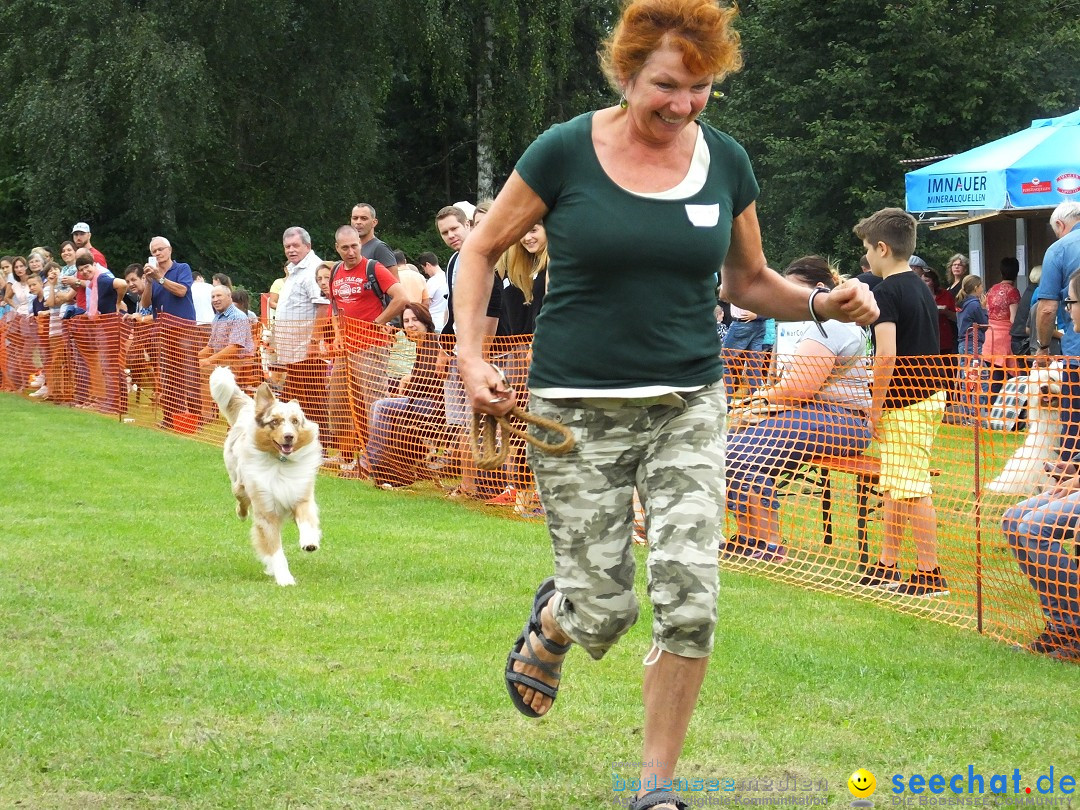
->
xmin=526 ymin=381 xmax=726 ymax=660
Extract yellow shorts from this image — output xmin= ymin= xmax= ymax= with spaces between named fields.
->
xmin=879 ymin=390 xmax=946 ymax=500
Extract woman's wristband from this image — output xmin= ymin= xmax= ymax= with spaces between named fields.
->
xmin=807 ymin=287 xmax=828 ymax=337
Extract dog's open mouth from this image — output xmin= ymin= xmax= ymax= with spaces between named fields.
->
xmin=275 ymin=440 xmax=295 ymax=456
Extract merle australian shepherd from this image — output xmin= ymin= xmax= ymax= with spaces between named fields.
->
xmin=210 ymin=367 xmax=322 ymax=585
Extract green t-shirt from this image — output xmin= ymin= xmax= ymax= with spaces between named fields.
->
xmin=515 ymin=111 xmax=758 ymax=390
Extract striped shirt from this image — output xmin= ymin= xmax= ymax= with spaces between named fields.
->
xmin=274 ymin=250 xmax=326 ymax=364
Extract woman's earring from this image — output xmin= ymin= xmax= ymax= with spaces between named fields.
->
xmin=620 ymin=95 xmax=628 ymax=110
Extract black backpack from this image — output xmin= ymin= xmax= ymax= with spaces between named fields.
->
xmin=329 ymin=259 xmax=390 ymax=311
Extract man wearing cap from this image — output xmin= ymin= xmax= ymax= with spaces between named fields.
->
xmin=908 ymin=255 xmax=929 ymax=276
xmin=71 ymin=222 xmax=107 ymax=268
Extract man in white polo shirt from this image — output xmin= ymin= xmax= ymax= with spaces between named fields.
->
xmin=274 ymin=226 xmax=328 ymax=426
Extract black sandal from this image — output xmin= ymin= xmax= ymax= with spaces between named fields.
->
xmin=628 ymin=789 xmax=689 ymax=810
xmin=504 ymin=577 xmax=571 ymax=718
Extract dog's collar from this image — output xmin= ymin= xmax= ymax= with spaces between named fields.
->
xmin=278 ymin=454 xmax=290 ymax=463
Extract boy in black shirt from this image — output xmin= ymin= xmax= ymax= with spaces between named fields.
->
xmin=855 ymin=208 xmax=949 ymax=597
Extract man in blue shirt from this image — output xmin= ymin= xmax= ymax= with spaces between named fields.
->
xmin=202 ymin=285 xmax=254 ymax=362
xmin=1034 ymin=202 xmax=1080 ymax=358
xmin=1005 ymin=220 xmax=1080 ymax=661
xmin=1034 ymin=201 xmax=1080 ymax=461
xmin=141 ymin=235 xmax=198 ymax=429
xmin=141 ymin=236 xmax=195 ymax=320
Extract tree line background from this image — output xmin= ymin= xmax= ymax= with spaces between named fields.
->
xmin=1 ymin=0 xmax=1079 ymax=294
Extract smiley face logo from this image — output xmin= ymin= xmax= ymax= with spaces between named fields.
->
xmin=848 ymin=769 xmax=876 ymax=798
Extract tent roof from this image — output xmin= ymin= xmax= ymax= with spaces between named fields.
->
xmin=905 ymin=109 xmax=1080 ymax=213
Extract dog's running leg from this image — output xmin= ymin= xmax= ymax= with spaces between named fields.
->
xmin=295 ymin=489 xmax=321 ymax=553
xmin=251 ymin=509 xmax=294 ymax=586
xmin=234 ymin=483 xmax=251 ymax=519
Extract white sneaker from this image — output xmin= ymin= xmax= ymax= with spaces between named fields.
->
xmin=28 ymin=373 xmax=44 ymax=389
xmin=29 ymin=385 xmax=49 ymax=399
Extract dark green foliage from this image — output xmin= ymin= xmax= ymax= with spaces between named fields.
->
xmin=714 ymin=0 xmax=1080 ymax=272
xmin=3 ymin=0 xmax=1079 ymax=285
xmin=381 ymin=0 xmax=614 ymax=210
xmin=0 ymin=0 xmax=615 ymax=291
xmin=0 ymin=0 xmax=395 ymax=291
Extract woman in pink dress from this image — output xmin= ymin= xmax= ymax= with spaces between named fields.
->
xmin=983 ymin=257 xmax=1021 ymax=394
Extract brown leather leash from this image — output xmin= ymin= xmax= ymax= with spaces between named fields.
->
xmin=469 ymin=406 xmax=575 ymax=470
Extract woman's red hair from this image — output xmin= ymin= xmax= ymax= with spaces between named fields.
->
xmin=601 ymin=0 xmax=742 ymax=87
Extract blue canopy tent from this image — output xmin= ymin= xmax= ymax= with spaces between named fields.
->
xmin=906 ymin=109 xmax=1080 ymax=213
xmin=904 ymin=109 xmax=1080 ymax=279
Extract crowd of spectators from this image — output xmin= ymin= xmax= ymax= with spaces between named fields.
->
xmin=0 ymin=224 xmax=269 ymax=416
xmin=0 ymin=203 xmax=547 ymax=516
xmin=718 ymin=247 xmax=1045 ymax=429
xmin=4 ymin=202 xmax=1079 ymax=659
xmin=716 ymin=203 xmax=1080 ymax=656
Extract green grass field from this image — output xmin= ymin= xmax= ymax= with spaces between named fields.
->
xmin=1 ymin=394 xmax=1077 ymax=810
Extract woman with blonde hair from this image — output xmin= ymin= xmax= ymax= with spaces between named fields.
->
xmin=956 ymin=274 xmax=987 ymax=356
xmin=452 ymin=1 xmax=877 ymax=807
xmin=498 ymin=222 xmax=549 ymax=330
xmin=955 ymin=274 xmax=988 ymax=421
xmin=488 ymin=222 xmax=550 ymax=514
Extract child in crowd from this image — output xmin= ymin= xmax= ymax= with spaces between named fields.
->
xmin=120 ymin=265 xmax=156 ymax=402
xmin=41 ymin=262 xmax=71 ymax=401
xmin=954 ymin=274 xmax=989 ymax=421
xmin=22 ymin=272 xmax=47 ymax=395
xmin=855 ymin=208 xmax=949 ymax=597
xmin=316 ymin=262 xmax=332 ymax=300
xmin=314 ymin=261 xmax=336 ymax=358
xmin=955 ymin=275 xmax=987 ymax=356
xmin=27 ymin=272 xmax=46 ymax=317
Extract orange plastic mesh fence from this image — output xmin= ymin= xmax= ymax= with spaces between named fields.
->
xmin=3 ymin=312 xmax=1077 ymax=658
xmin=716 ymin=346 xmax=1078 ymax=656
